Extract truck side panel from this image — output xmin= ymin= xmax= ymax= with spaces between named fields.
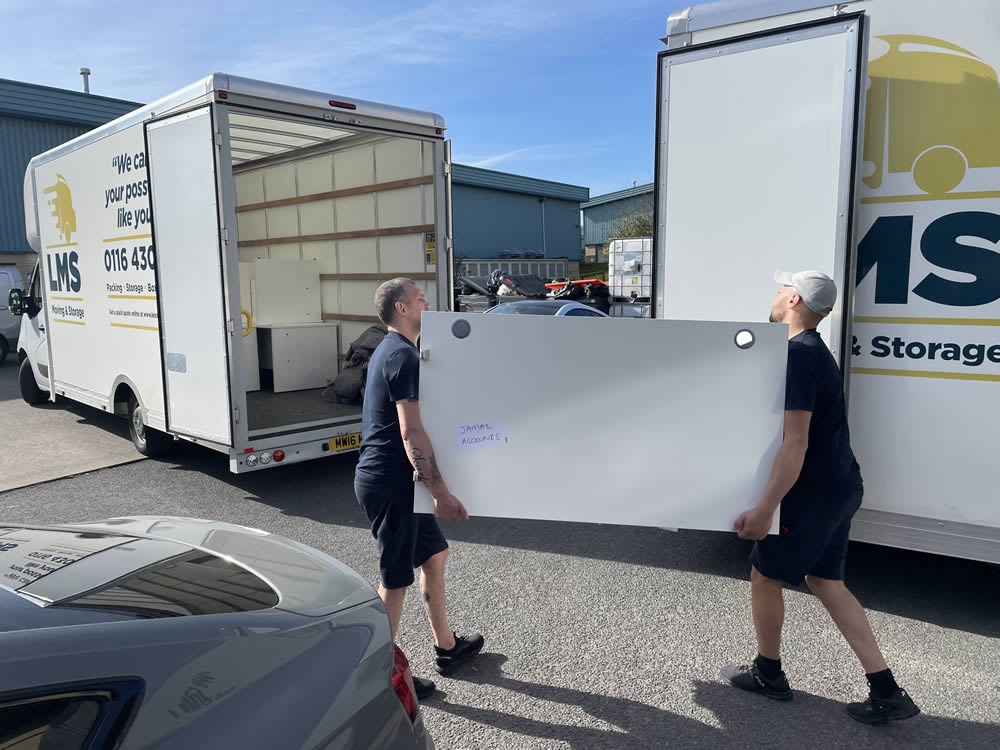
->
xmin=32 ymin=123 xmax=165 ymax=428
xmin=667 ymin=0 xmax=1000 ymax=560
xmin=848 ymin=1 xmax=1000 ymax=531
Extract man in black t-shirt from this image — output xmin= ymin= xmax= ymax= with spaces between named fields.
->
xmin=721 ymin=270 xmax=919 ymax=725
xmin=354 ymin=278 xmax=483 ymax=700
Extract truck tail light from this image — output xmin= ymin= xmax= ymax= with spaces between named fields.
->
xmin=391 ymin=645 xmax=418 ymax=723
xmin=274 ymin=450 xmax=285 ymax=463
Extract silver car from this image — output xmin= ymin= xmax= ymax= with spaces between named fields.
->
xmin=484 ymin=299 xmax=610 ymax=317
xmin=0 ymin=517 xmax=433 ymax=749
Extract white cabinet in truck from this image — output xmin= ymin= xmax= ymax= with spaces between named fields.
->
xmin=8 ymin=74 xmax=453 ymax=473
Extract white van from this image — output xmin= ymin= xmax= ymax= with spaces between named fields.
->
xmin=8 ymin=74 xmax=452 ymax=473
xmin=0 ymin=266 xmax=25 ymax=364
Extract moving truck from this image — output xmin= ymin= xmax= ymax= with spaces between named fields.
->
xmin=654 ymin=0 xmax=1000 ymax=563
xmin=9 ymin=74 xmax=453 ymax=472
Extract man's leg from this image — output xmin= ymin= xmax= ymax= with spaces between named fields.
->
xmin=805 ymin=495 xmax=919 ymax=724
xmin=414 ymin=515 xmax=484 ymax=675
xmin=803 ymin=576 xmax=885 ymax=672
xmin=721 ymin=544 xmax=795 ymax=700
xmin=419 ymin=549 xmax=456 ymax=649
xmin=379 ymin=585 xmax=408 ymax=638
xmin=354 ymin=477 xmax=417 ymax=641
xmin=751 ymin=565 xmax=785 ymax=660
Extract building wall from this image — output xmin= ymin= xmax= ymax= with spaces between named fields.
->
xmin=582 ymin=190 xmax=654 ymax=247
xmin=453 ymin=185 xmax=582 ymax=260
xmin=0 ymin=116 xmax=91 ymax=255
xmin=0 ymin=79 xmax=140 ymax=272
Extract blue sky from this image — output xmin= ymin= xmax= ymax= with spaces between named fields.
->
xmin=1 ymin=0 xmax=684 ymax=197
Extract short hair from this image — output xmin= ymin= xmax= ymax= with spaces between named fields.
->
xmin=374 ymin=278 xmax=416 ymax=325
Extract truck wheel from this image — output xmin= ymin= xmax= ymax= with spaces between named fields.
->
xmin=128 ymin=395 xmax=172 ymax=457
xmin=0 ymin=337 xmax=8 ymax=365
xmin=19 ymin=357 xmax=47 ymax=404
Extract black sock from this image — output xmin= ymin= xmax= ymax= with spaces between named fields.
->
xmin=866 ymin=668 xmax=900 ymax=699
xmin=754 ymin=653 xmax=782 ymax=679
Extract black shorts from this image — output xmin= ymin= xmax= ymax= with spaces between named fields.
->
xmin=354 ymin=471 xmax=448 ymax=589
xmin=750 ymin=481 xmax=864 ymax=586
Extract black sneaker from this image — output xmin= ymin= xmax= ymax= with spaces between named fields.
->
xmin=847 ymin=688 xmax=920 ymax=725
xmin=413 ymin=675 xmax=435 ymax=700
xmin=720 ymin=662 xmax=793 ymax=701
xmin=434 ymin=632 xmax=485 ymax=675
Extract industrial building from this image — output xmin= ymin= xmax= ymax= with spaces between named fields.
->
xmin=0 ymin=78 xmax=141 ymax=278
xmin=451 ymin=164 xmax=588 ymax=279
xmin=1 ymin=77 xmax=588 ymax=286
xmin=581 ymin=182 xmax=654 ymax=263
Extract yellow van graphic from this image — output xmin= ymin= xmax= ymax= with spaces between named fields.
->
xmin=863 ymin=35 xmax=1000 ymax=195
xmin=43 ymin=174 xmax=77 ymax=243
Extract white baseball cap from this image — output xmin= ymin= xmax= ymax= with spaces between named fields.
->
xmin=774 ymin=270 xmax=838 ymax=316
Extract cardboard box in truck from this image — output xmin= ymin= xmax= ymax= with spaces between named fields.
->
xmin=653 ymin=0 xmax=1000 ymax=563
xmin=8 ymin=74 xmax=453 ymax=472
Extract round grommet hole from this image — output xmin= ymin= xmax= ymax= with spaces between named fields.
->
xmin=734 ymin=329 xmax=755 ymax=349
xmin=451 ymin=319 xmax=472 ymax=339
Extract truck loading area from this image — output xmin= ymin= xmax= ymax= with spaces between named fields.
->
xmin=223 ymin=109 xmax=440 ymax=436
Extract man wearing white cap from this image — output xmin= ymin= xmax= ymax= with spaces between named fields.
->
xmin=720 ymin=270 xmax=919 ymax=725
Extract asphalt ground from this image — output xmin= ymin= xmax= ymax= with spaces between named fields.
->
xmin=1 ymin=399 xmax=997 ymax=749
xmin=0 ymin=358 xmax=143 ymax=491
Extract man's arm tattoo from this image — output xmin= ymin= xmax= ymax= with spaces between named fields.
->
xmin=408 ymin=446 xmax=430 ymax=483
xmin=429 ymin=454 xmax=443 ymax=483
xmin=407 ymin=444 xmax=442 ymax=486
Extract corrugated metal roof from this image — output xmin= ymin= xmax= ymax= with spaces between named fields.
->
xmin=0 ymin=115 xmax=93 ymax=253
xmin=580 ymin=183 xmax=653 ymax=209
xmin=581 ymin=190 xmax=654 ymax=246
xmin=0 ymin=78 xmax=141 ymax=127
xmin=452 ymin=164 xmax=589 ymax=202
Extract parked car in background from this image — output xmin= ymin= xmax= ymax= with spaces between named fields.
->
xmin=484 ymin=299 xmax=610 ymax=317
xmin=0 ymin=517 xmax=433 ymax=750
xmin=0 ymin=266 xmax=24 ymax=364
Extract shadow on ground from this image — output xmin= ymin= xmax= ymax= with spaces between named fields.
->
xmin=423 ymin=653 xmax=997 ymax=750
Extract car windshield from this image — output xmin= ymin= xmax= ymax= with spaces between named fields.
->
xmin=490 ymin=302 xmax=561 ymax=315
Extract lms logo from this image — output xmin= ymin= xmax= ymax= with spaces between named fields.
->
xmin=858 ymin=36 xmax=1000 ymax=308
xmin=42 ymin=174 xmax=82 ymax=293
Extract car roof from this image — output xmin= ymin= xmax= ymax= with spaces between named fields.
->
xmin=486 ymin=298 xmax=609 ymax=316
xmin=0 ymin=518 xmax=377 ymax=627
xmin=488 ymin=299 xmax=575 ymax=312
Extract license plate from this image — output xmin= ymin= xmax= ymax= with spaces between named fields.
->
xmin=329 ymin=433 xmax=362 ymax=452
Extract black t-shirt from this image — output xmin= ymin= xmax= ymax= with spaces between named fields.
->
xmin=356 ymin=332 xmax=419 ymax=479
xmin=784 ymin=330 xmax=862 ymax=489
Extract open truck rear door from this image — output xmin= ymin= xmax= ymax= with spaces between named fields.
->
xmin=654 ymin=13 xmax=868 ymax=376
xmin=145 ymin=106 xmax=234 ymax=446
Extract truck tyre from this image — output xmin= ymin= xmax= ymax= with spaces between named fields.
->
xmin=19 ymin=358 xmax=47 ymax=405
xmin=0 ymin=337 xmax=8 ymax=365
xmin=128 ymin=395 xmax=172 ymax=457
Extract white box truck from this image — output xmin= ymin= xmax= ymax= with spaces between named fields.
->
xmin=8 ymin=74 xmax=453 ymax=472
xmin=653 ymin=0 xmax=1000 ymax=563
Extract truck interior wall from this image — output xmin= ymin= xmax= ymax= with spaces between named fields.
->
xmin=228 ymin=116 xmax=438 ymax=432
